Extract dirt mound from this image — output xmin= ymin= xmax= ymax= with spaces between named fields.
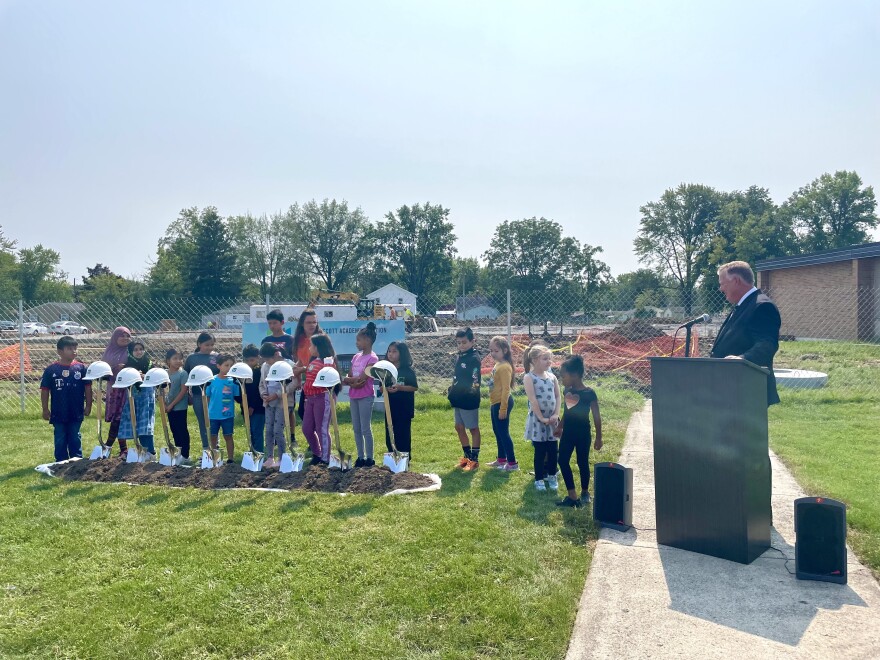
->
xmin=597 ymin=319 xmax=667 ymax=343
xmin=47 ymin=459 xmax=435 ymax=495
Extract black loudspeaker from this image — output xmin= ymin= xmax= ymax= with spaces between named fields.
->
xmin=794 ymin=497 xmax=847 ymax=584
xmin=593 ymin=462 xmax=633 ymax=531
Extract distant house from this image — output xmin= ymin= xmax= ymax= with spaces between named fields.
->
xmin=456 ymin=295 xmax=500 ymax=321
xmin=756 ymin=242 xmax=880 ymax=341
xmin=24 ymin=302 xmax=86 ymax=325
xmin=200 ymin=304 xmax=252 ymax=329
xmin=366 ymin=283 xmax=417 ymax=315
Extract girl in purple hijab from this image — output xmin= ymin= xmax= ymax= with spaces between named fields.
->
xmin=102 ymin=326 xmax=131 ymax=457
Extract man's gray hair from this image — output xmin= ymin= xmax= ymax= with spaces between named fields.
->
xmin=717 ymin=261 xmax=754 ymax=286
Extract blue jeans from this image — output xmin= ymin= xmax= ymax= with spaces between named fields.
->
xmin=248 ymin=413 xmax=266 ymax=453
xmin=491 ymin=398 xmax=516 ymax=463
xmin=53 ymin=421 xmax=83 ymax=462
xmin=210 ymin=417 xmax=234 ymax=436
xmin=139 ymin=434 xmax=155 ymax=454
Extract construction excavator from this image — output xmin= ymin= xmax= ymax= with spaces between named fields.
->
xmin=309 ymin=289 xmax=384 ymax=319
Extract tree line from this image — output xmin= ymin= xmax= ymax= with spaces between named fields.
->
xmin=0 ymin=170 xmax=875 ymax=317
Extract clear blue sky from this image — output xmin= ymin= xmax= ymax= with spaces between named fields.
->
xmin=1 ymin=0 xmax=878 ymax=283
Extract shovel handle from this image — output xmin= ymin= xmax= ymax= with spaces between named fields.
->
xmin=127 ymin=388 xmax=141 ymax=451
xmin=280 ymin=383 xmax=293 ymax=447
xmin=239 ymin=378 xmax=255 ymax=454
xmin=379 ymin=377 xmax=399 ymax=458
xmin=96 ymin=380 xmax=104 ymax=445
xmin=157 ymin=386 xmax=174 ymax=452
xmin=329 ymin=392 xmax=342 ymax=455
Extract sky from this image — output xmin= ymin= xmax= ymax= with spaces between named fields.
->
xmin=1 ymin=0 xmax=878 ymax=284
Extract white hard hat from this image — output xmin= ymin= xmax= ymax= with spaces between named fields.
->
xmin=369 ymin=360 xmax=398 ymax=382
xmin=83 ymin=361 xmax=113 ymax=381
xmin=141 ymin=367 xmax=170 ymax=387
xmin=186 ymin=365 xmax=215 ymax=387
xmin=313 ymin=366 xmax=341 ymax=388
xmin=112 ymin=367 xmax=143 ymax=389
xmin=265 ymin=360 xmax=294 ymax=382
xmin=229 ymin=362 xmax=253 ymax=380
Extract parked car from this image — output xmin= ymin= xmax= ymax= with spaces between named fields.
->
xmin=0 ymin=319 xmax=17 ymax=331
xmin=50 ymin=320 xmax=89 ymax=335
xmin=22 ymin=322 xmax=49 ymax=336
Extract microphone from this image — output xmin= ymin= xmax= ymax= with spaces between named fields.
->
xmin=679 ymin=313 xmax=710 ymax=328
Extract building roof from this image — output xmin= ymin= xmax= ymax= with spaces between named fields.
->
xmin=756 ymin=241 xmax=880 ymax=271
xmin=455 ymin=295 xmax=497 ymax=311
xmin=366 ymin=283 xmax=416 ymax=298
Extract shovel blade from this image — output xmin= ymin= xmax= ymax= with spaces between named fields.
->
xmin=159 ymin=447 xmax=183 ymax=467
xmin=126 ymin=448 xmax=141 ymax=463
xmin=200 ymin=449 xmax=222 ymax=469
xmin=383 ymin=452 xmax=410 ymax=473
xmin=241 ymin=452 xmax=263 ymax=472
xmin=328 ymin=454 xmax=342 ymax=469
xmin=89 ymin=444 xmax=110 ymax=460
xmin=279 ymin=452 xmax=304 ymax=473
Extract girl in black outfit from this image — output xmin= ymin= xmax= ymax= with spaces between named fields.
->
xmin=383 ymin=341 xmax=418 ymax=458
xmin=555 ymin=355 xmax=603 ymax=508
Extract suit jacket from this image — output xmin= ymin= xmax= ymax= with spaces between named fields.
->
xmin=710 ymin=289 xmax=781 ymax=406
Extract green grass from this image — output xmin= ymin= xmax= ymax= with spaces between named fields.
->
xmin=770 ymin=340 xmax=880 ymax=577
xmin=0 ymin=389 xmax=643 ymax=659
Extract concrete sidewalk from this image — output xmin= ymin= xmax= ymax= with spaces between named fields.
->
xmin=566 ymin=401 xmax=880 ymax=659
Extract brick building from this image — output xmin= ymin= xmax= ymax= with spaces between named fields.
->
xmin=755 ymin=242 xmax=880 ymax=341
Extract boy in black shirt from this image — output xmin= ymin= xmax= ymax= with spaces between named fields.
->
xmin=447 ymin=327 xmax=482 ymax=470
xmin=555 ymin=355 xmax=602 ymax=508
xmin=261 ymin=308 xmax=295 ymax=360
xmin=41 ymin=336 xmax=92 ymax=461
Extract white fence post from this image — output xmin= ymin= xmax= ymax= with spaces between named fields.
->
xmin=18 ymin=299 xmax=25 ymax=414
xmin=507 ymin=289 xmax=512 ymax=343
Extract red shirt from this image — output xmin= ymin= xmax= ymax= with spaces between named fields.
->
xmin=302 ymin=358 xmax=326 ymax=396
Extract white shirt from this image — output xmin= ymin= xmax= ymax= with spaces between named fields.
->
xmin=737 ymin=287 xmax=758 ymax=307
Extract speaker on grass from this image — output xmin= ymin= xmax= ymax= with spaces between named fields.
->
xmin=593 ymin=462 xmax=633 ymax=531
xmin=794 ymin=496 xmax=847 ymax=584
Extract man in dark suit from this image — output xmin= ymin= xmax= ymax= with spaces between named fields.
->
xmin=711 ymin=261 xmax=782 ymax=406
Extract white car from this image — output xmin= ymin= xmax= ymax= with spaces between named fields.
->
xmin=50 ymin=320 xmax=89 ymax=335
xmin=22 ymin=322 xmax=49 ymax=336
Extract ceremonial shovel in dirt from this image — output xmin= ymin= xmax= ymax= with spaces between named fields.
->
xmin=312 ymin=365 xmax=351 ymax=471
xmin=83 ymin=361 xmax=113 ymax=460
xmin=229 ymin=362 xmax=263 ymax=472
xmin=112 ymin=367 xmax=151 ymax=463
xmin=186 ymin=365 xmax=220 ymax=468
xmin=368 ymin=360 xmax=409 ymax=473
xmin=142 ymin=367 xmax=183 ymax=467
xmin=267 ymin=361 xmax=303 ymax=473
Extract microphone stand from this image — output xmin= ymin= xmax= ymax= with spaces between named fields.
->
xmin=684 ymin=325 xmax=692 ymax=358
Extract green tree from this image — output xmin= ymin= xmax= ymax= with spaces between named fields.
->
xmin=80 ymin=264 xmax=115 ymax=292
xmin=783 ymin=171 xmax=878 ymax=252
xmin=605 ymin=269 xmax=666 ymax=310
xmin=634 ymin=184 xmax=723 ymax=314
xmin=228 ymin=209 xmax=308 ymax=300
xmin=378 ymin=203 xmax=457 ymax=297
xmin=0 ymin=252 xmax=20 ymax=299
xmin=17 ymin=245 xmax=63 ymax=301
xmin=187 ymin=207 xmax=243 ymax=298
xmin=146 ymin=207 xmax=199 ymax=297
xmin=0 ymin=225 xmax=17 ymax=253
xmin=297 ymin=199 xmax=373 ymax=291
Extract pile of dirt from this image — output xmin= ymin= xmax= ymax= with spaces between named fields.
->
xmin=48 ymin=460 xmax=435 ymax=495
xmin=597 ymin=319 xmax=667 ymax=343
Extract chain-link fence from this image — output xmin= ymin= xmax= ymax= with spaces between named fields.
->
xmin=2 ymin=287 xmax=879 ymax=415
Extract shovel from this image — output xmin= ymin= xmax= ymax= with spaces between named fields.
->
xmin=125 ymin=387 xmax=152 ymax=463
xmin=327 ymin=392 xmax=351 ymax=471
xmin=88 ymin=378 xmax=111 ymax=460
xmin=239 ymin=379 xmax=264 ymax=472
xmin=278 ymin=382 xmax=304 ymax=473
xmin=199 ymin=390 xmax=223 ymax=468
xmin=157 ymin=385 xmax=183 ymax=467
xmin=376 ymin=373 xmax=409 ymax=473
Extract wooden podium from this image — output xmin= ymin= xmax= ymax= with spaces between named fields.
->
xmin=650 ymin=357 xmax=771 ymax=564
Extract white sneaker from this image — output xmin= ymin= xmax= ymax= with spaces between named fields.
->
xmin=547 ymin=475 xmax=558 ymax=491
xmin=535 ymin=480 xmax=546 ymax=492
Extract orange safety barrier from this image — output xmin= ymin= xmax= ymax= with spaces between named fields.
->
xmin=0 ymin=342 xmax=32 ymax=377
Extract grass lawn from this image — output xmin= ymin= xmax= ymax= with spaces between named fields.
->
xmin=770 ymin=340 xmax=880 ymax=577
xmin=0 ymin=388 xmax=643 ymax=659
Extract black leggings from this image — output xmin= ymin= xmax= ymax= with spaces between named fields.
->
xmin=167 ymin=409 xmax=191 ymax=459
xmin=558 ymin=433 xmax=591 ymax=492
xmin=385 ymin=414 xmax=412 ymax=455
xmin=533 ymin=441 xmax=558 ymax=481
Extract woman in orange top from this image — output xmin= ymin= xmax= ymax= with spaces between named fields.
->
xmin=292 ymin=309 xmax=321 ymax=421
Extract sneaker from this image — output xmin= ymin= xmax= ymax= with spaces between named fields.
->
xmin=503 ymin=461 xmax=520 ymax=471
xmin=487 ymin=458 xmax=507 ymax=467
xmin=556 ymin=497 xmax=581 ymax=508
xmin=354 ymin=458 xmax=365 ymax=468
xmin=365 ymin=458 xmax=375 ymax=467
xmin=534 ymin=480 xmax=546 ymax=491
xmin=309 ymin=456 xmax=321 ymax=466
xmin=547 ymin=475 xmax=558 ymax=491
xmin=463 ymin=459 xmax=479 ymax=471
xmin=457 ymin=456 xmax=470 ymax=468
xmin=580 ymin=493 xmax=592 ymax=504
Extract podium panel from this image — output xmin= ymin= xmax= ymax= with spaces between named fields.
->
xmin=650 ymin=357 xmax=771 ymax=564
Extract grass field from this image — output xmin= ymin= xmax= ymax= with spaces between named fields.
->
xmin=770 ymin=340 xmax=880 ymax=577
xmin=0 ymin=388 xmax=643 ymax=660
